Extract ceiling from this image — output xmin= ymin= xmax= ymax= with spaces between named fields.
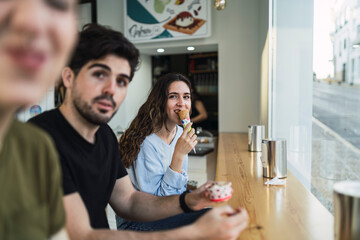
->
xmin=137 ymin=44 xmax=218 ymax=56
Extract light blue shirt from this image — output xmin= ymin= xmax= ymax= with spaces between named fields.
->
xmin=127 ymin=125 xmax=188 ymax=196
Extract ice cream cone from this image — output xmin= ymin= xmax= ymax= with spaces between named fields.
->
xmin=177 ymin=109 xmax=190 ymax=128
xmin=177 ymin=109 xmax=196 ymax=154
xmin=178 ymin=109 xmax=189 ymax=121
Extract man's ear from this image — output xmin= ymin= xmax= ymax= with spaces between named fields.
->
xmin=61 ymin=67 xmax=75 ymax=88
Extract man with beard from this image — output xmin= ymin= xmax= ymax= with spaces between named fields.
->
xmin=29 ymin=23 xmax=248 ymax=240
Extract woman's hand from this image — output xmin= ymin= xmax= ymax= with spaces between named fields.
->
xmin=170 ymin=123 xmax=198 ymax=172
xmin=176 ymin=122 xmax=198 ymax=154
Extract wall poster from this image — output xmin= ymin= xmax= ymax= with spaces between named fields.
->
xmin=124 ymin=0 xmax=211 ymax=43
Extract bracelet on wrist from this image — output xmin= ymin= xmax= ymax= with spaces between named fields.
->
xmin=170 ymin=167 xmax=182 ymax=174
xmin=179 ymin=190 xmax=194 ymax=213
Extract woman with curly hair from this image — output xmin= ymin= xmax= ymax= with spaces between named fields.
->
xmin=119 ymin=73 xmax=198 ymax=196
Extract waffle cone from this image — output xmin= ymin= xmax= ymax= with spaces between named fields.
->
xmin=178 ymin=109 xmax=190 ymax=120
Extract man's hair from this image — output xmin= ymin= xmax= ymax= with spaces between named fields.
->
xmin=69 ymin=23 xmax=140 ymax=79
xmin=55 ymin=23 xmax=140 ymax=105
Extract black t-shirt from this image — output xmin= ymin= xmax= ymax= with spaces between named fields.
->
xmin=29 ymin=109 xmax=127 ymax=229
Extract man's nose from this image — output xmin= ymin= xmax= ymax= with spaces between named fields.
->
xmin=102 ymin=78 xmax=116 ymax=95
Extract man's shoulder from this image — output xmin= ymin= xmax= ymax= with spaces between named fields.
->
xmin=28 ymin=109 xmax=69 ymax=145
xmin=98 ymin=124 xmax=117 ymax=140
xmin=99 ymin=124 xmax=113 ymax=133
xmin=28 ymin=108 xmax=59 ymax=128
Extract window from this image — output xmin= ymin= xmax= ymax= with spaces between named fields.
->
xmin=312 ymin=0 xmax=359 ymax=213
xmin=269 ymin=0 xmax=360 ymax=214
xmin=269 ymin=0 xmax=313 ymax=188
xmin=345 ymin=7 xmax=350 ymax=24
xmin=339 ymin=41 xmax=342 ymax=56
xmin=351 ymin=58 xmax=354 ymax=83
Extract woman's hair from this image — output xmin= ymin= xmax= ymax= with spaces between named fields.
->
xmin=120 ymin=73 xmax=191 ymax=168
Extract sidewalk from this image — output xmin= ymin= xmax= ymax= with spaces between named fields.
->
xmin=311 ymin=117 xmax=360 ymax=213
xmin=316 ymin=79 xmax=360 ymax=89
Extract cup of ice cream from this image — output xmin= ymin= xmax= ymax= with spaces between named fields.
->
xmin=207 ymin=181 xmax=233 ymax=202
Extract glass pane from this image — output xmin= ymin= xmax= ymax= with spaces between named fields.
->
xmin=312 ymin=0 xmax=360 ymax=213
xmin=270 ymin=0 xmax=314 ymax=188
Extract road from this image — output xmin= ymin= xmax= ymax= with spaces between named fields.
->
xmin=312 ymin=81 xmax=360 ymax=213
xmin=313 ymin=81 xmax=360 ymax=149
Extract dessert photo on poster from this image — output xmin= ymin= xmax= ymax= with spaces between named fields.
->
xmin=124 ymin=0 xmax=211 ymax=43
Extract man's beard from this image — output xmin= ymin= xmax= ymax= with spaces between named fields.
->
xmin=72 ymin=92 xmax=117 ymax=125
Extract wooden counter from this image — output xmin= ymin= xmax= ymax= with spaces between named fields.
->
xmin=216 ymin=133 xmax=333 ymax=240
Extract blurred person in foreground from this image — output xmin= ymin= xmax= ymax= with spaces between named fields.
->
xmin=0 ymin=0 xmax=78 ymax=239
xmin=30 ymin=23 xmax=249 ymax=240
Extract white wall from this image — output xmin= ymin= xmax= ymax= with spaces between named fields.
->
xmin=98 ymin=0 xmax=152 ymax=131
xmin=16 ymin=87 xmax=55 ymax=122
xmin=98 ymin=0 xmax=263 ymax=132
xmin=217 ymin=1 xmax=260 ymax=132
xmin=108 ymin=54 xmax=152 ymax=131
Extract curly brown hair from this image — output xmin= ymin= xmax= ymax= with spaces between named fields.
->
xmin=120 ymin=73 xmax=191 ymax=168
